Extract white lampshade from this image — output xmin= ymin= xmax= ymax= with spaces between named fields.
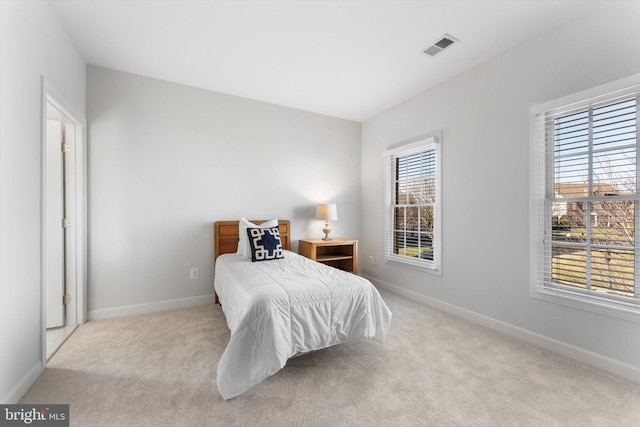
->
xmin=316 ymin=204 xmax=338 ymax=221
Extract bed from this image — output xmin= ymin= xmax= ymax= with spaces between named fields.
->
xmin=213 ymin=219 xmax=392 ymax=400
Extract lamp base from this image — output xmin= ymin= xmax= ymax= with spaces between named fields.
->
xmin=322 ymin=227 xmax=332 ymax=241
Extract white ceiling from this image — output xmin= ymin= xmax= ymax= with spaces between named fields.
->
xmin=48 ymin=0 xmax=607 ymax=122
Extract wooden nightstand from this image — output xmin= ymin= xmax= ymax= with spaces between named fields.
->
xmin=299 ymin=239 xmax=358 ymax=274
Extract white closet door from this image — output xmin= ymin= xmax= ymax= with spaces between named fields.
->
xmin=46 ymin=119 xmax=65 ymax=329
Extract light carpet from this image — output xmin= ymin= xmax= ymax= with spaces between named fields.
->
xmin=20 ymin=291 xmax=640 ymax=426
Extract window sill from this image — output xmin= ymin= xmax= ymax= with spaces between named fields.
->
xmin=530 ymin=286 xmax=640 ymax=323
xmin=385 ymin=258 xmax=442 ymax=276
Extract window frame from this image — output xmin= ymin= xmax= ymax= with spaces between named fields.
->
xmin=530 ymin=74 xmax=640 ymax=323
xmin=383 ymin=133 xmax=442 ymax=274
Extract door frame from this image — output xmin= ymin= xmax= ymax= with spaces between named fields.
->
xmin=40 ymin=79 xmax=87 ymax=366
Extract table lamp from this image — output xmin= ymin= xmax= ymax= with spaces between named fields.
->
xmin=316 ymin=203 xmax=338 ymax=241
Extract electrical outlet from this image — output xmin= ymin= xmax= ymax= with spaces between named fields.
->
xmin=373 ymin=257 xmax=379 ymax=265
xmin=190 ymin=268 xmax=199 ymax=279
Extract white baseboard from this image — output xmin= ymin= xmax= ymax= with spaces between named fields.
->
xmin=88 ymin=294 xmax=215 ymax=321
xmin=366 ymin=275 xmax=640 ymax=384
xmin=2 ymin=361 xmax=43 ymax=404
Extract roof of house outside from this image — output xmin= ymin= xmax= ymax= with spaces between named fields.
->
xmin=554 ymin=182 xmax=620 ymax=198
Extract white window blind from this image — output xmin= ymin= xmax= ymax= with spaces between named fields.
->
xmin=384 ymin=135 xmax=441 ymax=273
xmin=531 ymin=75 xmax=640 ymax=321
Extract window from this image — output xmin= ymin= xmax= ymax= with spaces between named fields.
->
xmin=531 ymin=75 xmax=640 ymax=322
xmin=384 ymin=134 xmax=441 ymax=273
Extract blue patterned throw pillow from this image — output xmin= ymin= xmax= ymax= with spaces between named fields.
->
xmin=246 ymin=227 xmax=284 ymax=262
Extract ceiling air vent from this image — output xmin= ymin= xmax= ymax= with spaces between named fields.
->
xmin=423 ymin=34 xmax=459 ymax=57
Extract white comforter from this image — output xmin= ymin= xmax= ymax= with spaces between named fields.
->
xmin=214 ymin=250 xmax=392 ymax=399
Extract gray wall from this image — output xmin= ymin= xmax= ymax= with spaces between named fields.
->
xmin=86 ymin=66 xmax=361 ymax=318
xmin=360 ymin=2 xmax=640 ymax=377
xmin=0 ymin=0 xmax=86 ymax=403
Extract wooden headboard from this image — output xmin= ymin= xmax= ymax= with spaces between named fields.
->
xmin=214 ymin=220 xmax=291 ymax=260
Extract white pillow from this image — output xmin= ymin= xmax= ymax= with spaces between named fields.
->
xmin=237 ymin=218 xmax=278 ymax=258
